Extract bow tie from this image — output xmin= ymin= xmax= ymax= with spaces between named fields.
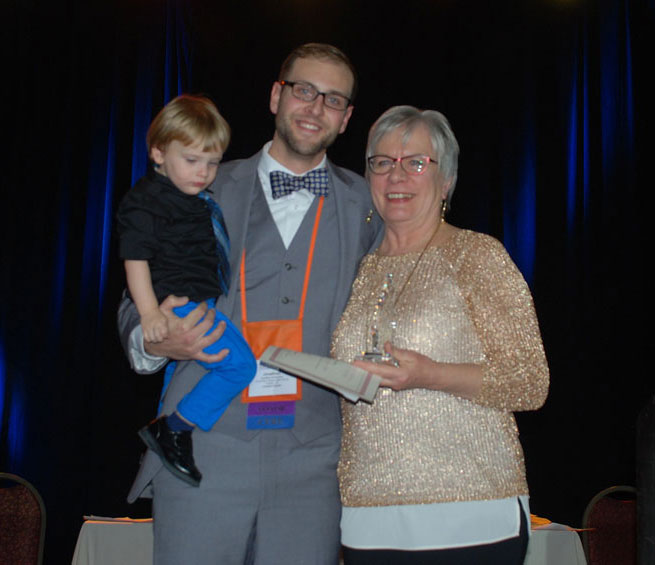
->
xmin=269 ymin=169 xmax=330 ymax=200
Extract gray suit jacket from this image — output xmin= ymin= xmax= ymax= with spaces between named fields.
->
xmin=121 ymin=150 xmax=382 ymax=501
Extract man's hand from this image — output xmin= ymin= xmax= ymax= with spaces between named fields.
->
xmin=144 ymin=295 xmax=229 ymax=364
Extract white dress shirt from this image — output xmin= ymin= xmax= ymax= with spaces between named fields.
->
xmin=257 ymin=140 xmax=326 ymax=248
xmin=341 ymin=496 xmax=530 ymax=551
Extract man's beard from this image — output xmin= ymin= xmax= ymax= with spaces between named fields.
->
xmin=275 ymin=114 xmax=339 ymax=158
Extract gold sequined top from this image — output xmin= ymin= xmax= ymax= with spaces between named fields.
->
xmin=332 ymin=229 xmax=549 ymax=507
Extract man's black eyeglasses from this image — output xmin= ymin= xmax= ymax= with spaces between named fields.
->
xmin=279 ymin=80 xmax=351 ymax=111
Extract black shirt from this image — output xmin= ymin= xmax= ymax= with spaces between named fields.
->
xmin=116 ymin=169 xmax=222 ymax=303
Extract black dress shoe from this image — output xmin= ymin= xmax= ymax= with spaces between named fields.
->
xmin=138 ymin=417 xmax=202 ymax=487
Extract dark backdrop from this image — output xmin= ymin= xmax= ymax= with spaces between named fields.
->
xmin=3 ymin=0 xmax=653 ymax=562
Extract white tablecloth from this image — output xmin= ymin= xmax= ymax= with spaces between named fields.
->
xmin=72 ymin=519 xmax=153 ymax=565
xmin=525 ymin=526 xmax=587 ymax=565
xmin=72 ymin=519 xmax=586 ymax=565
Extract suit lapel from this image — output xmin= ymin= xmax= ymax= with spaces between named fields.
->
xmin=327 ymin=161 xmax=372 ymax=331
xmin=212 ymin=151 xmax=263 ymax=320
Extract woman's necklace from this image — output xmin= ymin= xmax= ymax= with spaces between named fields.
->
xmin=385 ymin=216 xmax=445 ymax=308
xmin=364 ymin=218 xmax=445 ymax=364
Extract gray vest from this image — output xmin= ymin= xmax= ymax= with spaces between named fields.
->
xmin=205 ymin=188 xmax=342 ymax=443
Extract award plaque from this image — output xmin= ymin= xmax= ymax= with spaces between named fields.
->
xmin=356 ymin=273 xmax=398 ymax=365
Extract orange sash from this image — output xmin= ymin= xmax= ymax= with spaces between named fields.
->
xmin=240 ymin=197 xmax=324 ymax=402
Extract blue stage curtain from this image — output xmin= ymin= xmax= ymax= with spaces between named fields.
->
xmin=1 ymin=0 xmax=191 ymax=485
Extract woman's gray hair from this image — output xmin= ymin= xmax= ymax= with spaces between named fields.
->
xmin=366 ymin=105 xmax=459 ymax=204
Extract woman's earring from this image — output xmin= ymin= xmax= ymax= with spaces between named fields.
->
xmin=440 ymin=199 xmax=447 ymax=220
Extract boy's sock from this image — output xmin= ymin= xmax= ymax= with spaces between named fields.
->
xmin=166 ymin=412 xmax=194 ymax=432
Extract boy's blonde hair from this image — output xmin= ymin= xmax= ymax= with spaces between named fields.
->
xmin=146 ymin=94 xmax=230 ymax=154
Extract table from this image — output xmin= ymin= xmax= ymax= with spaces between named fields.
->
xmin=72 ymin=519 xmax=587 ymax=565
xmin=525 ymin=525 xmax=587 ymax=565
xmin=72 ymin=519 xmax=153 ymax=565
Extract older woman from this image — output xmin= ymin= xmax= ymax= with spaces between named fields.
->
xmin=331 ymin=106 xmax=549 ymax=564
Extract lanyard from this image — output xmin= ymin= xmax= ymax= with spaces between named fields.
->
xmin=239 ymin=196 xmax=324 ymax=404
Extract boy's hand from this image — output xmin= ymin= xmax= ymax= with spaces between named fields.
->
xmin=142 ymin=310 xmax=169 ymax=343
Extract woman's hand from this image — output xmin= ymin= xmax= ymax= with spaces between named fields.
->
xmin=352 ymin=342 xmax=483 ymax=399
xmin=352 ymin=343 xmax=437 ymax=390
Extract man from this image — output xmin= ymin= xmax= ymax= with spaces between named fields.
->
xmin=119 ymin=43 xmax=382 ymax=564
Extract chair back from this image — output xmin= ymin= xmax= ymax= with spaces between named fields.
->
xmin=0 ymin=472 xmax=46 ymax=565
xmin=582 ymin=485 xmax=637 ymax=565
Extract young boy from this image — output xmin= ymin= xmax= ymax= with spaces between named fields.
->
xmin=116 ymin=94 xmax=256 ymax=487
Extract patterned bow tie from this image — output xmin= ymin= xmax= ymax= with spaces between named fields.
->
xmin=197 ymin=191 xmax=230 ymax=296
xmin=269 ymin=169 xmax=330 ymax=199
